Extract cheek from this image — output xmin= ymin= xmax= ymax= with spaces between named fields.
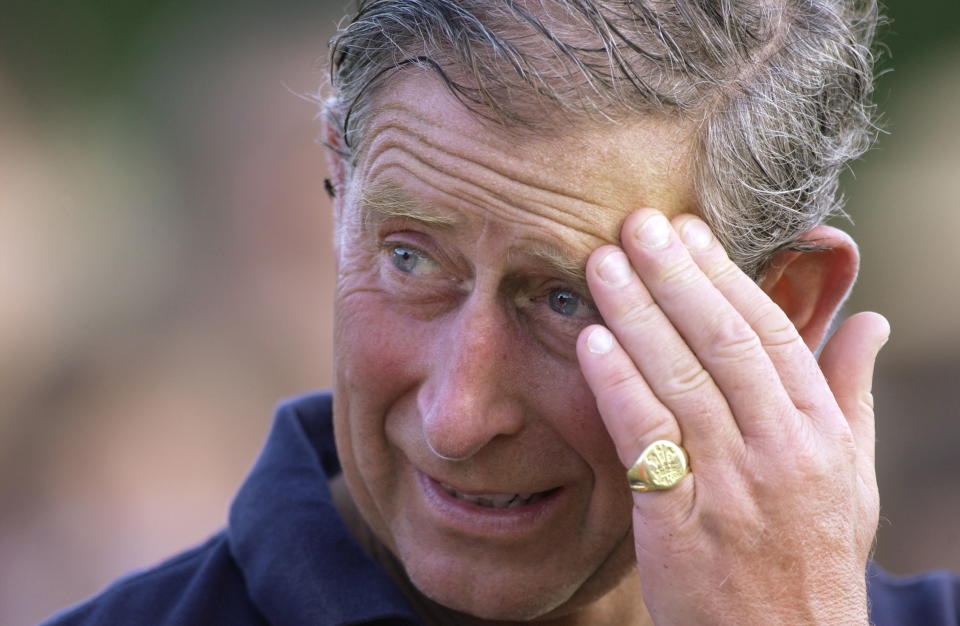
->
xmin=332 ymin=284 xmax=432 ymax=537
xmin=335 ymin=247 xmax=424 ymax=383
xmin=512 ymin=346 xmax=629 ymax=511
xmin=524 ymin=353 xmax=617 ymax=455
xmin=570 ymin=411 xmax=628 ymax=515
xmin=334 ymin=292 xmax=427 ymax=408
xmin=555 ymin=391 xmax=633 ymax=540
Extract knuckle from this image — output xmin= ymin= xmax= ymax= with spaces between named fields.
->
xmin=706 ymin=316 xmax=762 ymax=362
xmin=656 ymin=258 xmax=702 ymax=289
xmin=617 ymin=297 xmax=660 ymax=329
xmin=595 ymin=371 xmax=647 ymax=418
xmin=598 ymin=368 xmax=639 ymax=401
xmin=705 ymin=257 xmax=741 ymax=286
xmin=661 ymin=355 xmax=713 ymax=398
xmin=751 ymin=300 xmax=801 ymax=348
xmin=778 ymin=428 xmax=848 ymax=483
xmin=837 ymin=427 xmax=859 ymax=457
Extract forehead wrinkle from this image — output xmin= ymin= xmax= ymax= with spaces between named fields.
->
xmin=361 ymin=106 xmax=634 ymax=227
xmin=363 ymin=156 xmax=623 ymax=275
xmin=362 ymin=133 xmax=605 ymax=241
xmin=361 ymin=155 xmax=610 ymax=293
xmin=360 ymin=100 xmax=511 ymax=157
xmin=363 ymin=162 xmax=517 ymax=239
xmin=367 ymin=136 xmax=622 ymax=249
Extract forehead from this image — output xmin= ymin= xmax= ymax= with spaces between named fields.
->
xmin=351 ymin=73 xmax=697 ymax=247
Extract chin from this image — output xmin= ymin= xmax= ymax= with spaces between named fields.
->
xmin=414 ymin=574 xmax=573 ymax=622
xmin=400 ymin=545 xmax=637 ymax=623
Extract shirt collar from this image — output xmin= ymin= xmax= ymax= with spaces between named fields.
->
xmin=227 ymin=392 xmax=420 ymax=626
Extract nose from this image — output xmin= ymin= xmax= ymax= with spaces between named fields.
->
xmin=418 ymin=294 xmax=525 ymax=461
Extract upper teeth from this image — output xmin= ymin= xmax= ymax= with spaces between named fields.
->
xmin=440 ymin=483 xmax=540 ymax=509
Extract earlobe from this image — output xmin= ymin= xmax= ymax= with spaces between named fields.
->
xmin=760 ymin=226 xmax=860 ymax=352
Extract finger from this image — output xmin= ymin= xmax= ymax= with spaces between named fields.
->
xmin=577 ymin=326 xmax=696 ymax=523
xmin=818 ymin=311 xmax=890 ymax=468
xmin=617 ymin=209 xmax=795 ymax=438
xmin=576 ymin=324 xmax=682 ymax=468
xmin=584 ymin=245 xmax=743 ymax=458
xmin=671 ymin=214 xmax=837 ymax=422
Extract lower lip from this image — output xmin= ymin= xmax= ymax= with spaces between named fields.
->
xmin=416 ymin=470 xmax=564 ymax=537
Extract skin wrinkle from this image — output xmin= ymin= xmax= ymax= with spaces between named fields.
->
xmin=360 ymin=168 xmax=535 ymax=238
xmin=361 ymin=123 xmax=611 ymax=232
xmin=352 ymin=100 xmax=536 ymax=167
xmin=361 ymin=179 xmax=591 ymax=291
xmin=358 ymin=94 xmax=696 ymax=224
xmin=339 ymin=237 xmax=470 ymax=324
xmin=360 ymin=161 xmax=600 ymax=260
xmin=353 ymin=126 xmax=695 ymax=302
xmin=364 ymin=160 xmax=511 ymax=224
xmin=363 ymin=137 xmax=571 ymax=227
xmin=508 ymin=243 xmax=588 ymax=294
xmin=360 ymin=181 xmax=463 ymax=231
xmin=363 ymin=155 xmax=606 ymax=278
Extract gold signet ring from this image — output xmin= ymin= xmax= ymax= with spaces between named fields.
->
xmin=627 ymin=440 xmax=690 ymax=492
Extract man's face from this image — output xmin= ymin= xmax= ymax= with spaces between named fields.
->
xmin=332 ymin=74 xmax=696 ymax=620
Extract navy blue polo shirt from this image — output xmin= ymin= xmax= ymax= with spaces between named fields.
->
xmin=41 ymin=392 xmax=959 ymax=625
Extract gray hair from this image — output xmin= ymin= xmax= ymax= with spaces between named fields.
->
xmin=325 ymin=0 xmax=880 ymax=278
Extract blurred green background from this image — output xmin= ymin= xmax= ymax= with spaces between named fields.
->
xmin=1 ymin=1 xmax=958 ymax=624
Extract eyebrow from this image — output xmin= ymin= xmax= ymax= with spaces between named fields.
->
xmin=509 ymin=243 xmax=589 ymax=291
xmin=359 ymin=181 xmax=462 ymax=232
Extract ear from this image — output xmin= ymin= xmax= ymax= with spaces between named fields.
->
xmin=322 ymin=117 xmax=350 ymax=218
xmin=760 ymin=225 xmax=860 ymax=352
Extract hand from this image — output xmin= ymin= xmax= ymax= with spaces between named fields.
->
xmin=576 ymin=209 xmax=889 ymax=625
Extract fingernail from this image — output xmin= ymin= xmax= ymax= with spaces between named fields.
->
xmin=587 ymin=326 xmax=613 ymax=354
xmin=681 ymin=219 xmax=712 ymax=249
xmin=635 ymin=215 xmax=671 ymax=249
xmin=876 ymin=315 xmax=891 ymax=351
xmin=596 ymin=251 xmax=632 ymax=286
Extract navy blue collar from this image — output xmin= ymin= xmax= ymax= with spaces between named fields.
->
xmin=227 ymin=392 xmax=420 ymax=626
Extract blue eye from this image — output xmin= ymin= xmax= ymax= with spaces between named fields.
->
xmin=548 ymin=288 xmax=594 ymax=317
xmin=390 ymin=245 xmax=421 ymax=273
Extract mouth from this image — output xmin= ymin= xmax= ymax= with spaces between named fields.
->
xmin=438 ymin=482 xmax=557 ymax=509
xmin=417 ymin=471 xmax=565 ymax=536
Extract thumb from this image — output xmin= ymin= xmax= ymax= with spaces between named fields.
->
xmin=818 ymin=311 xmax=890 ymax=466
